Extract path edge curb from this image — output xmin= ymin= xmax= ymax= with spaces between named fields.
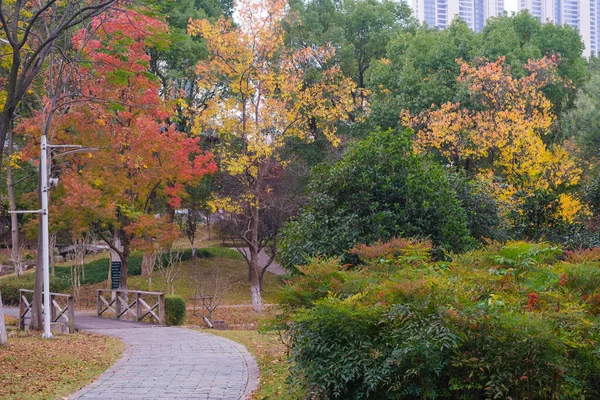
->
xmin=211 ymin=334 xmax=260 ymax=399
xmin=68 ymin=331 xmax=133 ymax=399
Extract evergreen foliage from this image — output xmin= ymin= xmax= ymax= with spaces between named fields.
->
xmin=278 ymin=240 xmax=600 ymax=399
xmin=278 ymin=130 xmax=474 ymax=268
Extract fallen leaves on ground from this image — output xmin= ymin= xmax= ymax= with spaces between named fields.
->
xmin=186 ymin=305 xmax=279 ymax=329
xmin=0 ymin=330 xmax=122 ymax=400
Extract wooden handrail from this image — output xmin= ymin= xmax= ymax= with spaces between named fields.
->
xmin=19 ymin=289 xmax=73 ymax=298
xmin=18 ymin=289 xmax=75 ymax=333
xmin=97 ymin=289 xmax=165 ymax=325
xmin=97 ymin=289 xmax=165 ymax=296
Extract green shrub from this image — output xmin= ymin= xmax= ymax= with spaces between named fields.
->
xmin=448 ymin=172 xmax=504 ymax=242
xmin=164 ymin=296 xmax=186 ymax=326
xmin=0 ymin=274 xmax=70 ymax=305
xmin=491 ymin=241 xmax=562 ymax=269
xmin=278 ymin=129 xmax=475 ymax=269
xmin=280 ymin=239 xmax=600 ymax=399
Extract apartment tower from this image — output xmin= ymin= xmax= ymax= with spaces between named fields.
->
xmin=412 ymin=0 xmax=504 ymax=31
xmin=518 ymin=0 xmax=598 ymax=56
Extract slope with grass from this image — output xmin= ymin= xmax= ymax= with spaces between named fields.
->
xmin=1 ymin=246 xmax=284 ymax=310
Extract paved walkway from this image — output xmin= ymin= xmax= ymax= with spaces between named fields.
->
xmin=3 ymin=308 xmax=259 ymax=399
xmin=232 ymin=248 xmax=287 ymax=276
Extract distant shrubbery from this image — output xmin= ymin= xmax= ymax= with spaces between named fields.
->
xmin=278 ymin=240 xmax=600 ymax=399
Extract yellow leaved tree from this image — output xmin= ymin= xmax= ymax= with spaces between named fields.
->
xmin=403 ymin=56 xmax=582 ymax=222
xmin=188 ymin=0 xmax=357 ymax=311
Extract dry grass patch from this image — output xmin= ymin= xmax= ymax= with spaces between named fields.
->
xmin=4 ymin=314 xmax=18 ymax=326
xmin=186 ymin=304 xmax=279 ymax=329
xmin=0 ymin=330 xmax=122 ymax=400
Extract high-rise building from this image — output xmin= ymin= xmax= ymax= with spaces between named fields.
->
xmin=518 ymin=0 xmax=597 ymax=56
xmin=412 ymin=0 xmax=504 ymax=31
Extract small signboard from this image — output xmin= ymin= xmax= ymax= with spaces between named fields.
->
xmin=111 ymin=261 xmax=121 ymax=290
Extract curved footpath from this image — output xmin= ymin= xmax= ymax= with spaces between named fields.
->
xmin=4 ymin=309 xmax=259 ymax=400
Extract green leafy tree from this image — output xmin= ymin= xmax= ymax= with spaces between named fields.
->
xmin=287 ymin=0 xmax=414 ymax=89
xmin=278 ymin=129 xmax=474 ymax=268
xmin=367 ymin=12 xmax=586 ymax=133
xmin=366 ymin=19 xmax=478 ymax=130
xmin=480 ymin=11 xmax=587 ymax=114
xmin=562 ymin=69 xmax=600 ymax=168
xmin=448 ymin=172 xmax=503 ymax=242
xmin=148 ymin=0 xmax=233 ymax=132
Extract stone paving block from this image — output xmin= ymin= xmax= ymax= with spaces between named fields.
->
xmin=68 ymin=324 xmax=258 ymax=400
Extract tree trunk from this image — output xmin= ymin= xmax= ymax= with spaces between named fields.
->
xmin=0 ymin=111 xmax=12 ymax=176
xmin=206 ymin=213 xmax=211 ymax=240
xmin=0 ymin=290 xmax=7 ymax=346
xmin=141 ymin=252 xmax=154 ymax=277
xmin=249 ymin=204 xmax=263 ymax=312
xmin=119 ymin=254 xmax=129 ymax=291
xmin=7 ymin=130 xmax=21 ymax=277
xmin=30 ymin=169 xmax=44 ymax=331
xmin=119 ymin=233 xmax=130 ymax=291
xmin=49 ymin=233 xmax=56 ymax=276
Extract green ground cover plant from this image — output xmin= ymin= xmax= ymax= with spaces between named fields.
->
xmin=278 ymin=239 xmax=600 ymax=399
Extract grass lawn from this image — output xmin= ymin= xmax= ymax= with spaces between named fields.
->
xmin=127 ymin=252 xmax=283 ymax=306
xmin=2 ymin=245 xmax=284 ymax=310
xmin=0 ymin=316 xmax=122 ymax=400
xmin=201 ymin=329 xmax=301 ymax=400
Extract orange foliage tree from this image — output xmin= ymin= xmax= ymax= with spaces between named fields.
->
xmin=403 ymin=56 xmax=582 ymax=221
xmin=188 ymin=0 xmax=357 ymax=311
xmin=20 ymin=11 xmax=216 ymax=290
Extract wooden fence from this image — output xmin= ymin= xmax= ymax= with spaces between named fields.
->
xmin=97 ymin=289 xmax=165 ymax=325
xmin=19 ymin=289 xmax=75 ymax=333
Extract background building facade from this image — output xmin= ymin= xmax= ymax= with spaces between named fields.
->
xmin=518 ymin=0 xmax=598 ymax=56
xmin=412 ymin=0 xmax=504 ymax=31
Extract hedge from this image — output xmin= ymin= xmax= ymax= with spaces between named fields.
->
xmin=164 ymin=296 xmax=186 ymax=326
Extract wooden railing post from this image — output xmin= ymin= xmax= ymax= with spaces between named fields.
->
xmin=19 ymin=290 xmax=25 ymax=331
xmin=158 ymin=293 xmax=165 ymax=325
xmin=67 ymin=295 xmax=75 ymax=334
xmin=95 ymin=289 xmax=165 ymax=325
xmin=17 ymin=289 xmax=74 ymax=333
xmin=136 ymin=292 xmax=141 ymax=322
xmin=114 ymin=290 xmax=121 ymax=319
xmin=50 ymin=294 xmax=57 ymax=322
xmin=97 ymin=290 xmax=102 ymax=316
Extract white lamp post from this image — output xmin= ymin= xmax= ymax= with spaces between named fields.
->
xmin=11 ymin=136 xmax=96 ymax=339
xmin=40 ymin=135 xmax=52 ymax=338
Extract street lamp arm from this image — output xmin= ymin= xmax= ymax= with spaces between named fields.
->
xmin=52 ymin=147 xmax=98 ymax=158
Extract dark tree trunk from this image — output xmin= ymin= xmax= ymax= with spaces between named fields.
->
xmin=119 ymin=236 xmax=130 ymax=291
xmin=249 ymin=204 xmax=263 ymax=312
xmin=0 ymin=291 xmax=7 ymax=346
xmin=0 ymin=111 xmax=13 ymax=176
xmin=30 ymin=169 xmax=44 ymax=330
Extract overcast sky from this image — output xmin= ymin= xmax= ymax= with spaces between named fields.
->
xmin=505 ymin=0 xmax=518 ymax=12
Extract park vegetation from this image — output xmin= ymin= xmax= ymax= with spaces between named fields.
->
xmin=1 ymin=0 xmax=600 ymax=397
xmin=277 ymin=240 xmax=600 ymax=399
